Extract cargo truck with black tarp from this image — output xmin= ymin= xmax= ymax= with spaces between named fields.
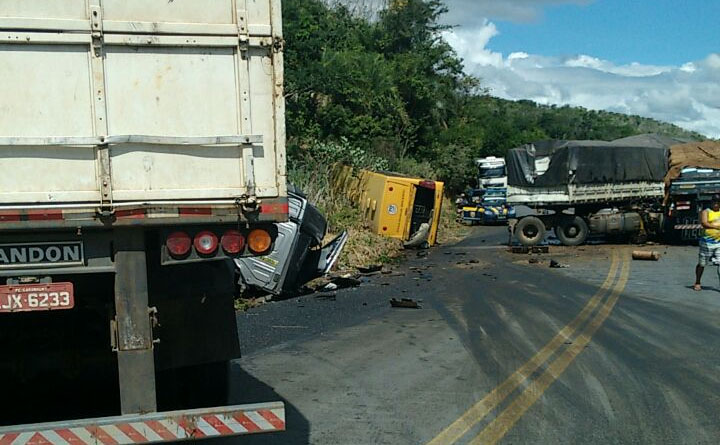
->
xmin=507 ymin=135 xmax=679 ymax=246
xmin=0 ymin=0 xmax=289 ymax=441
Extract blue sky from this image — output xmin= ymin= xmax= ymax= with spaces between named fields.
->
xmin=441 ymin=0 xmax=720 ymax=137
xmin=489 ymin=0 xmax=720 ymax=66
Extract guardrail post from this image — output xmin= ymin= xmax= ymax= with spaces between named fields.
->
xmin=113 ymin=228 xmax=157 ymax=414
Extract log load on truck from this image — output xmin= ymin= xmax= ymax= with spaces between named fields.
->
xmin=507 ymin=135 xmax=678 ymax=246
xmin=1 ymin=0 xmax=287 ymax=441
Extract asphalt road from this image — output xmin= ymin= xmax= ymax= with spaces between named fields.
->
xmin=221 ymin=226 xmax=720 ymax=444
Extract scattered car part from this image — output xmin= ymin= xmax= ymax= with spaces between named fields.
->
xmin=390 ymin=298 xmax=421 ymax=309
xmin=358 ymin=265 xmax=383 ymax=274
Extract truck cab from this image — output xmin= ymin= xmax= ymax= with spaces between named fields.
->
xmin=476 ymin=156 xmax=508 ymax=189
xmin=667 ymin=167 xmax=720 ymax=242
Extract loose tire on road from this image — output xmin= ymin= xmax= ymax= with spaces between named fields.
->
xmin=556 ymin=216 xmax=589 ymax=246
xmin=514 ymin=216 xmax=546 ymax=246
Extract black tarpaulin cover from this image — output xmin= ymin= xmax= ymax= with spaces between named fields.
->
xmin=506 ymin=135 xmax=677 ymax=187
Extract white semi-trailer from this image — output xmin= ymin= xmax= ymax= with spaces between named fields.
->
xmin=0 ymin=0 xmax=288 ymax=441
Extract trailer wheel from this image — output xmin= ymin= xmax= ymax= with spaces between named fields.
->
xmin=556 ymin=216 xmax=589 ymax=246
xmin=514 ymin=216 xmax=546 ymax=246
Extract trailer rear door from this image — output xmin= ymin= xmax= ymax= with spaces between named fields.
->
xmin=0 ymin=0 xmax=286 ymax=207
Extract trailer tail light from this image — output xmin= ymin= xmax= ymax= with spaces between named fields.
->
xmin=419 ymin=180 xmax=436 ymax=190
xmin=221 ymin=230 xmax=245 ymax=254
xmin=248 ymin=229 xmax=272 ymax=255
xmin=166 ymin=231 xmax=192 ymax=257
xmin=194 ymin=230 xmax=219 ymax=255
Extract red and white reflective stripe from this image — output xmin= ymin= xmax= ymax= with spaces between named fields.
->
xmin=675 ymin=224 xmax=702 ymax=230
xmin=0 ymin=404 xmax=285 ymax=445
xmin=0 ymin=203 xmax=289 ymax=223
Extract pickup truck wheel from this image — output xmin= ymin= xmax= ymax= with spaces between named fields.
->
xmin=556 ymin=216 xmax=589 ymax=246
xmin=514 ymin=216 xmax=546 ymax=246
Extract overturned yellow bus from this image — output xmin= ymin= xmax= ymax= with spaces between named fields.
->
xmin=332 ymin=166 xmax=444 ymax=247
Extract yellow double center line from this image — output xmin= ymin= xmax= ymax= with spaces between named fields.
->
xmin=428 ymin=250 xmax=629 ymax=445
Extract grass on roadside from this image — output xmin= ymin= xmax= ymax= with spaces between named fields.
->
xmin=437 ymin=197 xmax=471 ymax=245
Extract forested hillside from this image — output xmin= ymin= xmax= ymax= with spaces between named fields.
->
xmin=283 ymin=0 xmax=703 ymax=193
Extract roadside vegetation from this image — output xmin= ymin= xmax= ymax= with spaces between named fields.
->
xmin=282 ymin=0 xmax=702 ymax=269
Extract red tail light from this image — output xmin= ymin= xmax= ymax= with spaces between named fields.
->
xmin=221 ymin=230 xmax=245 ymax=254
xmin=166 ymin=231 xmax=192 ymax=257
xmin=194 ymin=231 xmax=219 ymax=255
xmin=419 ymin=180 xmax=436 ymax=190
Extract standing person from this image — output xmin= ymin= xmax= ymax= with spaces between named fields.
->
xmin=694 ymin=194 xmax=720 ymax=291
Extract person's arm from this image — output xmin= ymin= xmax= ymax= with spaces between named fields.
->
xmin=699 ymin=210 xmax=720 ymax=229
xmin=701 ymin=210 xmax=710 ymax=229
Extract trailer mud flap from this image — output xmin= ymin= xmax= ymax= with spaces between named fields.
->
xmin=0 ymin=402 xmax=285 ymax=444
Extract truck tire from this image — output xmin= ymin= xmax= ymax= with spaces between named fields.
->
xmin=514 ymin=216 xmax=546 ymax=246
xmin=556 ymin=216 xmax=589 ymax=246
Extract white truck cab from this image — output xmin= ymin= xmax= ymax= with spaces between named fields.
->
xmin=476 ymin=156 xmax=507 ymax=189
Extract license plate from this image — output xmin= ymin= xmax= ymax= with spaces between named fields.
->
xmin=0 ymin=282 xmax=74 ymax=313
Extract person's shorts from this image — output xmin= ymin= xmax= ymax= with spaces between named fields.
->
xmin=699 ymin=242 xmax=720 ymax=266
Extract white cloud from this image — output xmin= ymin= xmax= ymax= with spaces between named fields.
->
xmin=443 ymin=20 xmax=503 ymax=68
xmin=445 ymin=23 xmax=720 ymax=138
xmin=442 ymin=0 xmax=594 ymax=25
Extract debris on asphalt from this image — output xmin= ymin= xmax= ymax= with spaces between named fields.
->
xmin=390 ymin=298 xmax=421 ymax=309
xmin=417 ymin=251 xmax=429 ymax=258
xmin=322 ymin=282 xmax=339 ymax=291
xmin=512 ymin=245 xmax=550 ymax=254
xmin=632 ymin=250 xmax=661 ymax=261
xmin=321 ymin=274 xmax=362 ymax=291
xmin=455 ymin=259 xmax=484 ymax=270
xmin=386 ymin=272 xmax=406 ymax=277
xmin=529 ymin=258 xmax=540 ymax=264
xmin=358 ymin=264 xmax=383 ymax=274
xmin=549 ymin=259 xmax=569 ymax=268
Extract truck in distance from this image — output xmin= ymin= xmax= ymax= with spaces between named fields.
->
xmin=476 ymin=156 xmax=507 ymax=189
xmin=507 ymin=137 xmax=670 ymax=246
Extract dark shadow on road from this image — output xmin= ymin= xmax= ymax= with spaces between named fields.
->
xmin=202 ymin=362 xmax=310 ymax=445
xmin=683 ymin=284 xmax=720 ymax=292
